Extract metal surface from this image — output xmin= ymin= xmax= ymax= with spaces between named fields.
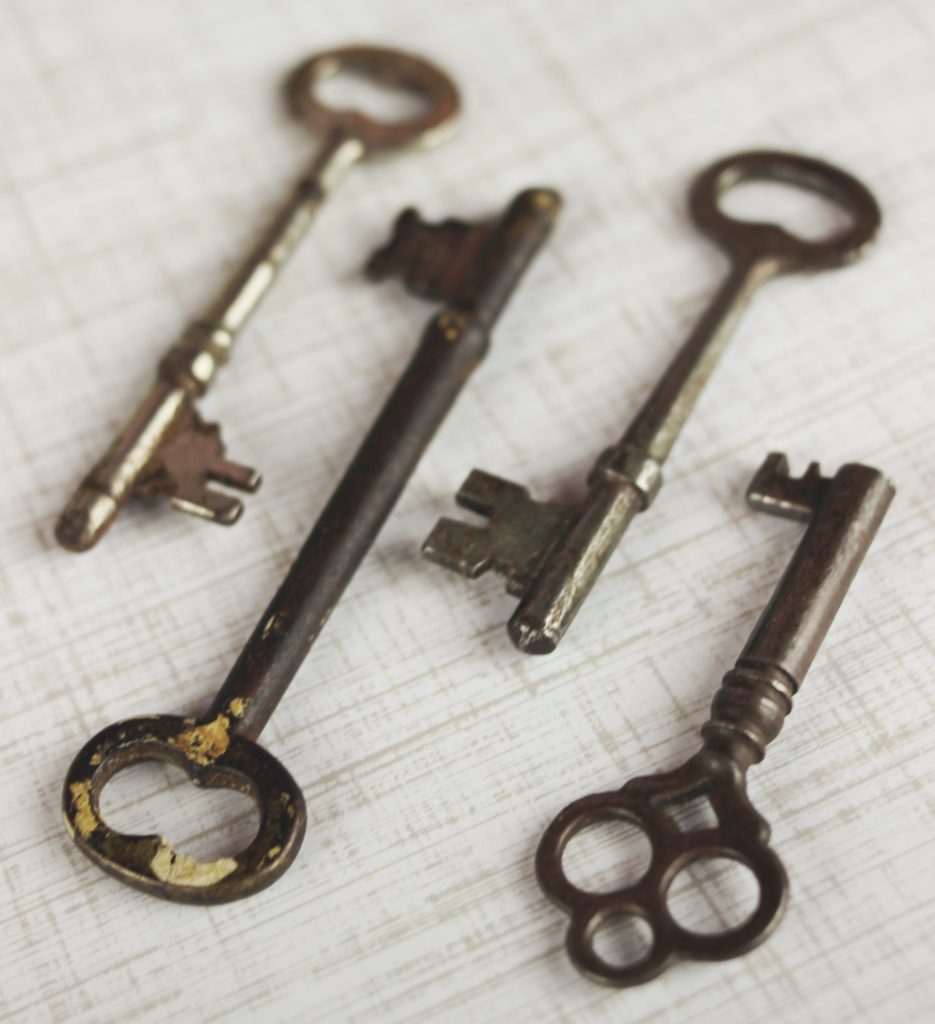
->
xmin=55 ymin=46 xmax=460 ymax=552
xmin=62 ymin=188 xmax=561 ymax=903
xmin=536 ymin=453 xmax=894 ymax=987
xmin=423 ymin=151 xmax=882 ymax=653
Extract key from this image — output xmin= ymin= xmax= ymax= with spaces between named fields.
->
xmin=423 ymin=151 xmax=882 ymax=653
xmin=536 ymin=453 xmax=894 ymax=986
xmin=62 ymin=188 xmax=561 ymax=903
xmin=55 ymin=46 xmax=460 ymax=552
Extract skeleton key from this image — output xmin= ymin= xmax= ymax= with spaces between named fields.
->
xmin=62 ymin=188 xmax=561 ymax=903
xmin=423 ymin=151 xmax=881 ymax=653
xmin=536 ymin=453 xmax=894 ymax=986
xmin=55 ymin=46 xmax=460 ymax=552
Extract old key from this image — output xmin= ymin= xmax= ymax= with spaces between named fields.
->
xmin=55 ymin=46 xmax=459 ymax=552
xmin=537 ymin=453 xmax=894 ymax=986
xmin=63 ymin=188 xmax=561 ymax=902
xmin=423 ymin=151 xmax=881 ymax=653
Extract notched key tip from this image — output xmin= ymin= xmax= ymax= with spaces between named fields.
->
xmin=55 ymin=485 xmax=119 ymax=552
xmin=746 ymin=451 xmax=826 ymax=522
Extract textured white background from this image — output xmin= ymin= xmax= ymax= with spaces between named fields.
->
xmin=1 ymin=0 xmax=934 ymax=1021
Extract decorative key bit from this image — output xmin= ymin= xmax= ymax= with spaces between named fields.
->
xmin=55 ymin=46 xmax=460 ymax=552
xmin=62 ymin=188 xmax=561 ymax=903
xmin=423 ymin=151 xmax=882 ymax=653
xmin=536 ymin=453 xmax=894 ymax=987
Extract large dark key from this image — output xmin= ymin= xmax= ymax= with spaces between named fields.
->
xmin=62 ymin=188 xmax=561 ymax=903
xmin=424 ymin=151 xmax=881 ymax=653
xmin=536 ymin=453 xmax=894 ymax=986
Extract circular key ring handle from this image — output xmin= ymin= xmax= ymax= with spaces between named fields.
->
xmin=289 ymin=45 xmax=460 ymax=152
xmin=690 ymin=150 xmax=881 ymax=271
xmin=63 ymin=715 xmax=306 ymax=904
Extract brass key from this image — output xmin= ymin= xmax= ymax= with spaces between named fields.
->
xmin=56 ymin=46 xmax=459 ymax=552
xmin=536 ymin=453 xmax=894 ymax=986
xmin=423 ymin=151 xmax=881 ymax=653
xmin=62 ymin=188 xmax=561 ymax=903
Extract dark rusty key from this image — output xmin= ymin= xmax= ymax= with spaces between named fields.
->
xmin=536 ymin=453 xmax=894 ymax=986
xmin=62 ymin=188 xmax=561 ymax=903
xmin=55 ymin=45 xmax=460 ymax=552
xmin=423 ymin=151 xmax=882 ymax=653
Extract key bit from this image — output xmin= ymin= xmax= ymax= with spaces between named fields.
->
xmin=537 ymin=453 xmax=894 ymax=987
xmin=747 ymin=452 xmax=829 ymax=521
xmin=424 ymin=470 xmax=573 ymax=597
xmin=366 ymin=209 xmax=489 ymax=302
xmin=134 ymin=405 xmax=260 ymax=525
xmin=422 ymin=151 xmax=882 ymax=653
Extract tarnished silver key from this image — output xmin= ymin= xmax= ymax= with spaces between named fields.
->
xmin=536 ymin=453 xmax=894 ymax=986
xmin=56 ymin=46 xmax=459 ymax=552
xmin=423 ymin=151 xmax=881 ymax=652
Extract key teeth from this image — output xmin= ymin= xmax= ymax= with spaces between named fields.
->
xmin=170 ymin=490 xmax=244 ymax=526
xmin=424 ymin=469 xmax=575 ymax=597
xmin=422 ymin=518 xmax=496 ymax=578
xmin=747 ymin=451 xmax=828 ymax=522
xmin=135 ymin=407 xmax=262 ymax=525
xmin=365 ymin=209 xmax=490 ymax=303
xmin=455 ymin=469 xmax=532 ymax=517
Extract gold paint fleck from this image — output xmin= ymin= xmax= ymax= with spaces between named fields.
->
xmin=150 ymin=842 xmax=237 ymax=887
xmin=89 ymin=752 xmax=102 ymax=766
xmin=261 ymin=612 xmax=285 ymax=640
xmin=169 ymin=715 xmax=231 ymax=766
xmin=228 ymin=698 xmax=247 ymax=719
xmin=267 ymin=845 xmax=281 ymax=860
xmin=69 ymin=780 xmax=99 ymax=840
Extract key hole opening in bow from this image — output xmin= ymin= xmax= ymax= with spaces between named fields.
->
xmin=100 ymin=760 xmax=260 ymax=863
xmin=666 ymin=855 xmax=760 ymax=934
xmin=592 ymin=912 xmax=655 ymax=969
xmin=561 ymin=819 xmax=653 ymax=893
xmin=718 ymin=179 xmax=856 ymax=243
xmin=315 ymin=68 xmax=430 ymax=124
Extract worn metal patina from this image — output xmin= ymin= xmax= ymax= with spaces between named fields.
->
xmin=536 ymin=454 xmax=894 ymax=985
xmin=63 ymin=187 xmax=562 ymax=903
xmin=423 ymin=151 xmax=882 ymax=654
xmin=55 ymin=45 xmax=460 ymax=551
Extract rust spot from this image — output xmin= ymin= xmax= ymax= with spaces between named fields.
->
xmin=169 ymin=714 xmax=231 ymax=766
xmin=68 ymin=780 xmax=99 ymax=840
xmin=150 ymin=842 xmax=237 ymax=887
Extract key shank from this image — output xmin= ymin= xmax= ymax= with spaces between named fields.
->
xmin=703 ymin=454 xmax=895 ymax=768
xmin=510 ymin=257 xmax=769 ymax=653
xmin=209 ymin=188 xmax=562 ymax=739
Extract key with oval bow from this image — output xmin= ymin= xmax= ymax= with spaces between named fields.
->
xmin=56 ymin=46 xmax=460 ymax=551
xmin=423 ymin=151 xmax=881 ymax=653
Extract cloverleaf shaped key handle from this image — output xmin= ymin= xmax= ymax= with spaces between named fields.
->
xmin=537 ymin=454 xmax=894 ymax=986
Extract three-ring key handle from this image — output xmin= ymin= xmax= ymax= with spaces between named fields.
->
xmin=537 ymin=454 xmax=894 ymax=985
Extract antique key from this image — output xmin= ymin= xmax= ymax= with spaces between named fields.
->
xmin=536 ymin=453 xmax=894 ymax=986
xmin=55 ymin=46 xmax=460 ymax=552
xmin=62 ymin=188 xmax=561 ymax=902
xmin=423 ymin=151 xmax=881 ymax=653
